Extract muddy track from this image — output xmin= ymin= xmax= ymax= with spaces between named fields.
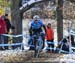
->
xmin=0 ymin=50 xmax=75 ymax=63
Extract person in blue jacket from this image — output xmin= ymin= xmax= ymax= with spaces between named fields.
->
xmin=29 ymin=15 xmax=46 ymax=50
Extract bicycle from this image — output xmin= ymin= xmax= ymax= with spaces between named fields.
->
xmin=32 ymin=32 xmax=44 ymax=58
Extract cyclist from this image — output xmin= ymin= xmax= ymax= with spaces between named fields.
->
xmin=29 ymin=15 xmax=46 ymax=50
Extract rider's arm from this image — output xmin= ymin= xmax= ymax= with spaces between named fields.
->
xmin=39 ymin=20 xmax=46 ymax=33
xmin=29 ymin=26 xmax=33 ymax=36
xmin=42 ymin=24 xmax=46 ymax=33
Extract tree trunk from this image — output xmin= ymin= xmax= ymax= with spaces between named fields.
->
xmin=56 ymin=0 xmax=63 ymax=42
xmin=11 ymin=0 xmax=22 ymax=34
xmin=10 ymin=0 xmax=22 ymax=45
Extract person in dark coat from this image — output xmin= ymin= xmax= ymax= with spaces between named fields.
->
xmin=3 ymin=14 xmax=15 ymax=49
xmin=61 ymin=35 xmax=74 ymax=53
xmin=4 ymin=14 xmax=15 ymax=33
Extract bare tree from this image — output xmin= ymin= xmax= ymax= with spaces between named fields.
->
xmin=10 ymin=0 xmax=64 ymax=42
xmin=11 ymin=0 xmax=22 ymax=34
xmin=56 ymin=0 xmax=63 ymax=42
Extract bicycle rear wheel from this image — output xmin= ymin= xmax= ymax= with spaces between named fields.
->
xmin=34 ymin=36 xmax=43 ymax=58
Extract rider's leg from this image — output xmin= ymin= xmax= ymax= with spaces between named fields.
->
xmin=42 ymin=36 xmax=45 ymax=49
xmin=33 ymin=37 xmax=38 ymax=57
xmin=33 ymin=37 xmax=37 ymax=51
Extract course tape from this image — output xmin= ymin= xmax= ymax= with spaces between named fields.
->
xmin=1 ymin=34 xmax=23 ymax=37
xmin=0 ymin=42 xmax=73 ymax=53
xmin=0 ymin=43 xmax=22 ymax=47
xmin=1 ymin=34 xmax=29 ymax=38
xmin=1 ymin=32 xmax=75 ymax=53
xmin=1 ymin=30 xmax=75 ymax=38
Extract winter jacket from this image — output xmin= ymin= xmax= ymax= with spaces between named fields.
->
xmin=29 ymin=20 xmax=46 ymax=36
xmin=4 ymin=18 xmax=15 ymax=33
xmin=46 ymin=27 xmax=54 ymax=41
xmin=0 ymin=17 xmax=7 ymax=34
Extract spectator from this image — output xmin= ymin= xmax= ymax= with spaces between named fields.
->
xmin=3 ymin=14 xmax=15 ymax=49
xmin=45 ymin=23 xmax=54 ymax=53
xmin=61 ymin=31 xmax=74 ymax=53
xmin=0 ymin=16 xmax=7 ymax=50
xmin=4 ymin=14 xmax=15 ymax=33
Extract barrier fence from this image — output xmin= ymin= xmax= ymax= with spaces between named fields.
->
xmin=0 ymin=31 xmax=75 ymax=54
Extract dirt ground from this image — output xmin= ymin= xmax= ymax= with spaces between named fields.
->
xmin=0 ymin=50 xmax=75 ymax=63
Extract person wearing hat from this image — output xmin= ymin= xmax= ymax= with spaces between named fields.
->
xmin=3 ymin=13 xmax=15 ymax=49
xmin=45 ymin=23 xmax=54 ymax=53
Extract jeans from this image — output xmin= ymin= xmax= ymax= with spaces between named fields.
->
xmin=0 ymin=35 xmax=4 ymax=49
xmin=47 ymin=40 xmax=54 ymax=52
xmin=4 ymin=35 xmax=8 ymax=49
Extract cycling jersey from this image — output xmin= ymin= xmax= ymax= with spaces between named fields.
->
xmin=31 ymin=20 xmax=44 ymax=29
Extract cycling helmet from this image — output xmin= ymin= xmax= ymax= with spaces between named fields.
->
xmin=33 ymin=15 xmax=40 ymax=19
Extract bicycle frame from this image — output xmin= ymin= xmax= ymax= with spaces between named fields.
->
xmin=32 ymin=34 xmax=43 ymax=58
